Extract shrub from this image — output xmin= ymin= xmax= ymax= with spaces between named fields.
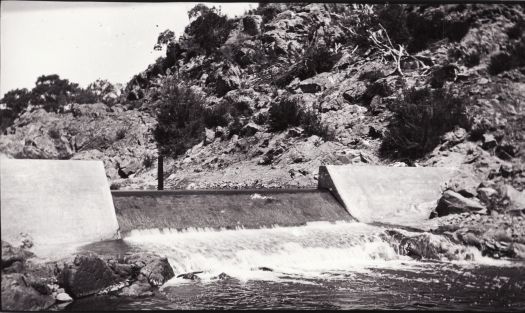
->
xmin=300 ymin=108 xmax=335 ymax=141
xmin=268 ymin=98 xmax=334 ymax=140
xmin=110 ymin=182 xmax=121 ymax=190
xmin=488 ymin=53 xmax=514 ymax=75
xmin=268 ymin=98 xmax=302 ymax=131
xmin=142 ymin=154 xmax=155 ymax=168
xmin=488 ymin=36 xmax=525 ymax=75
xmin=184 ymin=5 xmax=234 ymax=55
xmin=48 ymin=128 xmax=61 ymax=139
xmin=506 ymin=20 xmax=525 ymax=40
xmin=204 ymin=102 xmax=232 ymax=128
xmin=115 ymin=128 xmax=127 ymax=140
xmin=227 ymin=117 xmax=244 ymax=138
xmin=153 ymin=83 xmax=206 ymax=157
xmin=380 ymin=87 xmax=471 ymax=159
xmin=275 ymin=43 xmax=339 ymax=88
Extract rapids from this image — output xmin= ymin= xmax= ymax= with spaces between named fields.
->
xmin=67 ymin=221 xmax=525 ymax=311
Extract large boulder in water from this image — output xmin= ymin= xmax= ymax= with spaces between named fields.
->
xmin=1 ymin=273 xmax=55 ymax=311
xmin=58 ymin=253 xmax=120 ymax=298
xmin=122 ymin=253 xmax=175 ymax=287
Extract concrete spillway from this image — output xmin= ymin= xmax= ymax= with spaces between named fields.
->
xmin=318 ymin=165 xmax=456 ymax=226
xmin=1 ymin=159 xmax=456 ymax=252
xmin=112 ymin=189 xmax=352 ymax=235
xmin=0 ymin=159 xmax=120 ymax=249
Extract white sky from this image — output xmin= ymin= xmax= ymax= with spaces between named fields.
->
xmin=0 ymin=1 xmax=255 ymax=97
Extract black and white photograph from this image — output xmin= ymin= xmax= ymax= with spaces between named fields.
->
xmin=1 ymin=0 xmax=524 ymax=311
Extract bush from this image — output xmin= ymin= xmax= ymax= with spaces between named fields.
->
xmin=268 ymin=97 xmax=334 ymax=140
xmin=488 ymin=36 xmax=525 ymax=75
xmin=268 ymin=98 xmax=302 ymax=131
xmin=275 ymin=43 xmax=339 ymax=88
xmin=300 ymin=108 xmax=335 ymax=140
xmin=48 ymin=128 xmax=61 ymax=139
xmin=153 ymin=83 xmax=206 ymax=157
xmin=184 ymin=5 xmax=234 ymax=55
xmin=506 ymin=20 xmax=525 ymax=40
xmin=110 ymin=182 xmax=121 ymax=190
xmin=115 ymin=128 xmax=127 ymax=140
xmin=380 ymin=87 xmax=471 ymax=159
xmin=142 ymin=154 xmax=155 ymax=168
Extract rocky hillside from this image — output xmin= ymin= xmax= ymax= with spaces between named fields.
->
xmin=1 ymin=3 xmax=524 ymax=199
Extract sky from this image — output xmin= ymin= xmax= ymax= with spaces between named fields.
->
xmin=0 ymin=1 xmax=255 ymax=97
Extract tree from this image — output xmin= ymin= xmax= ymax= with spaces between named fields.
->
xmin=153 ymin=83 xmax=206 ymax=157
xmin=154 ymin=29 xmax=176 ymax=51
xmin=0 ymin=88 xmax=31 ymax=131
xmin=31 ymin=74 xmax=80 ymax=113
xmin=184 ymin=4 xmax=233 ymax=55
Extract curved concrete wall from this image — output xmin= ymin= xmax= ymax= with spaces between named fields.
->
xmin=318 ymin=165 xmax=457 ymax=227
xmin=1 ymin=159 xmax=120 ymax=248
xmin=112 ymin=189 xmax=352 ymax=235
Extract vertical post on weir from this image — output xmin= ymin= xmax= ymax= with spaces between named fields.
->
xmin=157 ymin=155 xmax=164 ymax=190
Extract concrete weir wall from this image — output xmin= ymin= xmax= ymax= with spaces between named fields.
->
xmin=0 ymin=159 xmax=120 ymax=247
xmin=318 ymin=165 xmax=457 ymax=226
xmin=112 ymin=189 xmax=352 ymax=234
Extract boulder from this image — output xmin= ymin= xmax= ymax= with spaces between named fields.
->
xmin=118 ymin=159 xmax=142 ymax=178
xmin=477 ymin=187 xmax=498 ymax=204
xmin=1 ymin=273 xmax=55 ymax=311
xmin=71 ymin=103 xmax=109 ymax=118
xmin=445 ymin=171 xmax=480 ymax=198
xmin=499 ymin=185 xmax=525 ymax=212
xmin=122 ymin=253 xmax=175 ymax=287
xmin=240 ymin=123 xmax=262 ymax=137
xmin=58 ymin=253 xmax=119 ymax=298
xmin=512 ymin=243 xmax=525 ymax=259
xmin=119 ymin=281 xmax=153 ymax=297
xmin=495 ymin=141 xmax=519 ymax=160
xmin=441 ymin=127 xmax=467 ymax=147
xmin=433 ymin=190 xmax=486 ymax=217
xmin=1 ymin=241 xmax=34 ymax=269
xmin=177 ymin=271 xmax=203 ymax=281
xmin=139 ymin=257 xmax=175 ymax=287
xmin=204 ymin=128 xmax=216 ymax=145
xmin=56 ymin=292 xmax=73 ymax=302
xmin=481 ymin=134 xmax=497 ymax=150
xmin=386 ymin=230 xmax=474 ymax=261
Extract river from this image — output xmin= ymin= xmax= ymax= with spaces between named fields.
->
xmin=65 ymin=221 xmax=525 ymax=311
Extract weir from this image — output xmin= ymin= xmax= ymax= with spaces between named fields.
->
xmin=1 ymin=159 xmax=456 ymax=252
xmin=112 ymin=189 xmax=351 ymax=235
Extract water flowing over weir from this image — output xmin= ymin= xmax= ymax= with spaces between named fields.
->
xmin=74 ymin=222 xmax=525 ymax=311
xmin=112 ymin=189 xmax=352 ymax=235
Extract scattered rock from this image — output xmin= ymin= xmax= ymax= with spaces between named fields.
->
xmin=477 ymin=187 xmax=498 ymax=204
xmin=119 ymin=282 xmax=153 ymax=297
xmin=177 ymin=271 xmax=203 ymax=280
xmin=499 ymin=185 xmax=525 ymax=212
xmin=481 ymin=134 xmax=497 ymax=150
xmin=56 ymin=292 xmax=73 ymax=302
xmin=240 ymin=123 xmax=262 ymax=137
xmin=1 ymin=273 xmax=55 ymax=311
xmin=433 ymin=190 xmax=486 ymax=217
xmin=139 ymin=257 xmax=175 ymax=287
xmin=58 ymin=253 xmax=119 ymax=298
xmin=1 ymin=240 xmax=34 ymax=269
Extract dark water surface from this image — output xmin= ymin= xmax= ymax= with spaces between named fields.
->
xmin=65 ymin=222 xmax=525 ymax=311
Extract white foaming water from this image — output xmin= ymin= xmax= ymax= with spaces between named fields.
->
xmin=124 ymin=221 xmax=418 ymax=283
